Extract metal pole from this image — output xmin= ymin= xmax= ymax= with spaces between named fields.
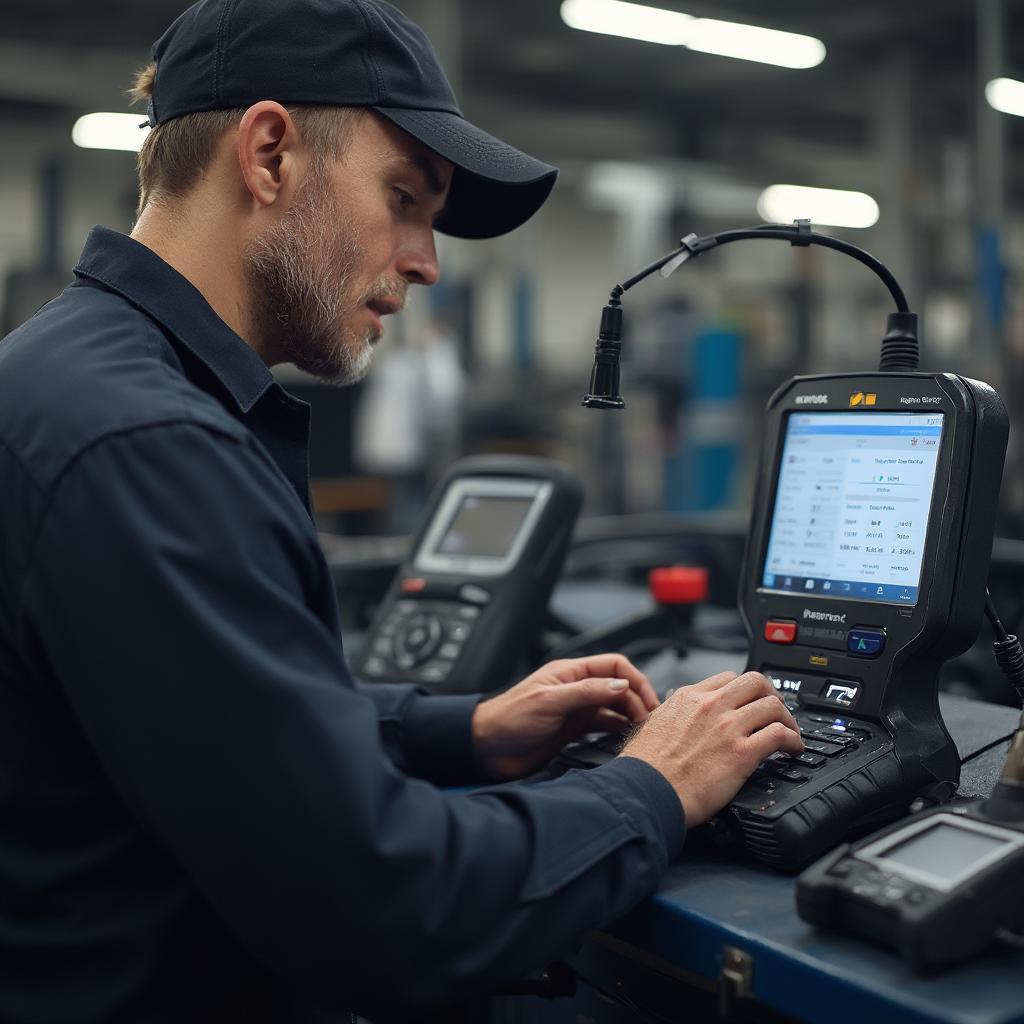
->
xmin=975 ymin=0 xmax=1007 ymax=378
xmin=40 ymin=158 xmax=63 ymax=273
xmin=873 ymin=54 xmax=919 ymax=318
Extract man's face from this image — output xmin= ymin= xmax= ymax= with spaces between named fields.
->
xmin=244 ymin=113 xmax=452 ymax=385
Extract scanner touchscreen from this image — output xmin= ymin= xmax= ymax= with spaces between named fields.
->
xmin=762 ymin=412 xmax=944 ymax=606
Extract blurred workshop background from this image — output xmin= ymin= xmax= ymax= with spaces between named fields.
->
xmin=3 ymin=0 xmax=1024 ymax=542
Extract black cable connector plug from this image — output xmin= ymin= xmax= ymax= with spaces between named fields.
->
xmin=582 ymin=301 xmax=625 ymax=409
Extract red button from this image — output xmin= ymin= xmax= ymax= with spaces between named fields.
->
xmin=765 ymin=619 xmax=797 ymax=644
xmin=649 ymin=566 xmax=709 ymax=605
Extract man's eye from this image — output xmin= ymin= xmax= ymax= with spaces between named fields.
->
xmin=394 ymin=187 xmax=416 ymax=209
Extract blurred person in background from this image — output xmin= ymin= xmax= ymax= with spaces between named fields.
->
xmin=0 ymin=1 xmax=802 ymax=1020
xmin=355 ymin=317 xmax=466 ymax=533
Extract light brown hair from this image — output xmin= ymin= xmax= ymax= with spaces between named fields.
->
xmin=128 ymin=63 xmax=363 ymax=215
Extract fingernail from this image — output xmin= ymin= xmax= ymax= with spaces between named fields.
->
xmin=608 ymin=678 xmax=629 ymax=692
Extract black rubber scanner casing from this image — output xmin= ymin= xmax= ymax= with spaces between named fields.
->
xmin=729 ymin=372 xmax=1008 ymax=870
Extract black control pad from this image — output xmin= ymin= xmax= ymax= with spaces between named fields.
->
xmin=359 ymin=599 xmax=481 ymax=685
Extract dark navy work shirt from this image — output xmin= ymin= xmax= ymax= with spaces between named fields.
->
xmin=0 ymin=227 xmax=685 ymax=1022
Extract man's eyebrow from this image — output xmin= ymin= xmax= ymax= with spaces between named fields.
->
xmin=397 ymin=154 xmax=450 ymax=196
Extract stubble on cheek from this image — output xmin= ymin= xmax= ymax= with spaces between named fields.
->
xmin=243 ymin=172 xmax=378 ymax=385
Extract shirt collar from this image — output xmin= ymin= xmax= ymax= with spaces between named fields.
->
xmin=73 ymin=226 xmax=277 ymax=414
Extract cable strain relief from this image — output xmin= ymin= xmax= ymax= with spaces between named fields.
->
xmin=994 ymin=635 xmax=1024 ymax=704
xmin=879 ymin=311 xmax=920 ymax=371
xmin=599 ymin=303 xmax=623 ymax=341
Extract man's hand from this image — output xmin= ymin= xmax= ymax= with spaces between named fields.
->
xmin=471 ymin=654 xmax=659 ymax=780
xmin=620 ymin=671 xmax=804 ymax=827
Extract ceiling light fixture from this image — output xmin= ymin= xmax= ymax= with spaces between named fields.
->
xmin=560 ymin=0 xmax=825 ymax=69
xmin=686 ymin=18 xmax=825 ymax=69
xmin=72 ymin=113 xmax=150 ymax=153
xmin=985 ymin=77 xmax=1024 ymax=117
xmin=757 ymin=185 xmax=879 ymax=229
xmin=560 ymin=0 xmax=692 ymax=45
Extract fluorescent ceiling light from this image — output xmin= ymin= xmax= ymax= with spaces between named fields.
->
xmin=986 ymin=77 xmax=1024 ymax=117
xmin=560 ymin=0 xmax=825 ymax=69
xmin=72 ymin=113 xmax=150 ymax=153
xmin=687 ymin=18 xmax=825 ymax=69
xmin=758 ymin=184 xmax=879 ymax=230
xmin=560 ymin=0 xmax=692 ymax=46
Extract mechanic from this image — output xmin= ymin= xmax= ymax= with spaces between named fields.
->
xmin=0 ymin=0 xmax=803 ymax=1020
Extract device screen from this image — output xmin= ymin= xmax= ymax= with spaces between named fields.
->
xmin=433 ymin=496 xmax=534 ymax=558
xmin=873 ymin=821 xmax=1013 ymax=888
xmin=761 ymin=412 xmax=944 ymax=605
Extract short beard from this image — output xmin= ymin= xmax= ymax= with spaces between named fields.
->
xmin=243 ymin=163 xmax=378 ymax=386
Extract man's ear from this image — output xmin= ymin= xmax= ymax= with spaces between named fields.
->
xmin=236 ymin=101 xmax=303 ymax=209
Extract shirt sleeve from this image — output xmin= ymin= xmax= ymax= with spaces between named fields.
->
xmin=19 ymin=422 xmax=685 ymax=1018
xmin=349 ymin=679 xmax=489 ymax=786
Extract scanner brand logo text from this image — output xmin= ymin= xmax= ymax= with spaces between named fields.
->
xmin=803 ymin=609 xmax=846 ymax=624
xmin=795 ymin=394 xmax=829 ymax=405
xmin=849 ymin=392 xmax=877 ymax=407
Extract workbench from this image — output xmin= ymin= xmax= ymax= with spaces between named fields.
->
xmin=497 ymin=631 xmax=1024 ymax=1024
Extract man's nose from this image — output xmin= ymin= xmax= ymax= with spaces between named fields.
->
xmin=398 ymin=232 xmax=441 ymax=287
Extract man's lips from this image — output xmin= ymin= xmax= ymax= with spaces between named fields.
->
xmin=367 ymin=296 xmax=404 ymax=317
xmin=365 ymin=297 xmax=403 ymax=338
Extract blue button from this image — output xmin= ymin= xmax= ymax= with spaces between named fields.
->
xmin=848 ymin=628 xmax=885 ymax=657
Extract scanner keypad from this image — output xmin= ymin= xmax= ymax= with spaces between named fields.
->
xmin=359 ymin=598 xmax=480 ymax=684
xmin=737 ymin=708 xmax=888 ymax=811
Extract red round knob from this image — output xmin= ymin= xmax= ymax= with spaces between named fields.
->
xmin=649 ymin=566 xmax=709 ymax=605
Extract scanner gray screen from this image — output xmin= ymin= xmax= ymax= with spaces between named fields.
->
xmin=435 ymin=496 xmax=533 ymax=558
xmin=877 ymin=822 xmax=1010 ymax=882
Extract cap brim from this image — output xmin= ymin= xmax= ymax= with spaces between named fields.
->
xmin=373 ymin=107 xmax=558 ymax=240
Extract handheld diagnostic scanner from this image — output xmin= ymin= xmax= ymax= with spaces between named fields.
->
xmin=355 ymin=456 xmax=582 ymax=694
xmin=733 ymin=371 xmax=1007 ymax=868
xmin=581 ymin=221 xmax=1010 ymax=871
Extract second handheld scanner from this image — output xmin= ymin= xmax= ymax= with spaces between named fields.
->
xmin=795 ymin=716 xmax=1024 ymax=968
xmin=356 ymin=456 xmax=583 ymax=694
xmin=583 ymin=222 xmax=1009 ymax=870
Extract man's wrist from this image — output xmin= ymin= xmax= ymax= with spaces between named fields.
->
xmin=470 ymin=698 xmax=511 ymax=780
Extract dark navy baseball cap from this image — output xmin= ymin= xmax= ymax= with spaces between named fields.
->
xmin=147 ymin=0 xmax=558 ymax=239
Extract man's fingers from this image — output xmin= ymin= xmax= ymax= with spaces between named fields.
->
xmin=598 ymin=678 xmax=650 ymax=724
xmin=546 ymin=677 xmax=651 ymax=722
xmin=718 ymin=671 xmax=778 ymax=709
xmin=747 ymin=719 xmax=805 ymax=762
xmin=568 ymin=655 xmax=660 ymax=712
xmin=691 ymin=670 xmax=740 ymax=692
xmin=589 ymin=708 xmax=633 ymax=733
xmin=736 ymin=693 xmax=801 ymax=737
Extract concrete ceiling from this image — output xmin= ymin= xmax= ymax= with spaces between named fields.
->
xmin=2 ymin=1 xmax=1024 ymax=199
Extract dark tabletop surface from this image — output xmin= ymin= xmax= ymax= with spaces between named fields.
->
xmin=608 ymin=665 xmax=1024 ymax=1024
